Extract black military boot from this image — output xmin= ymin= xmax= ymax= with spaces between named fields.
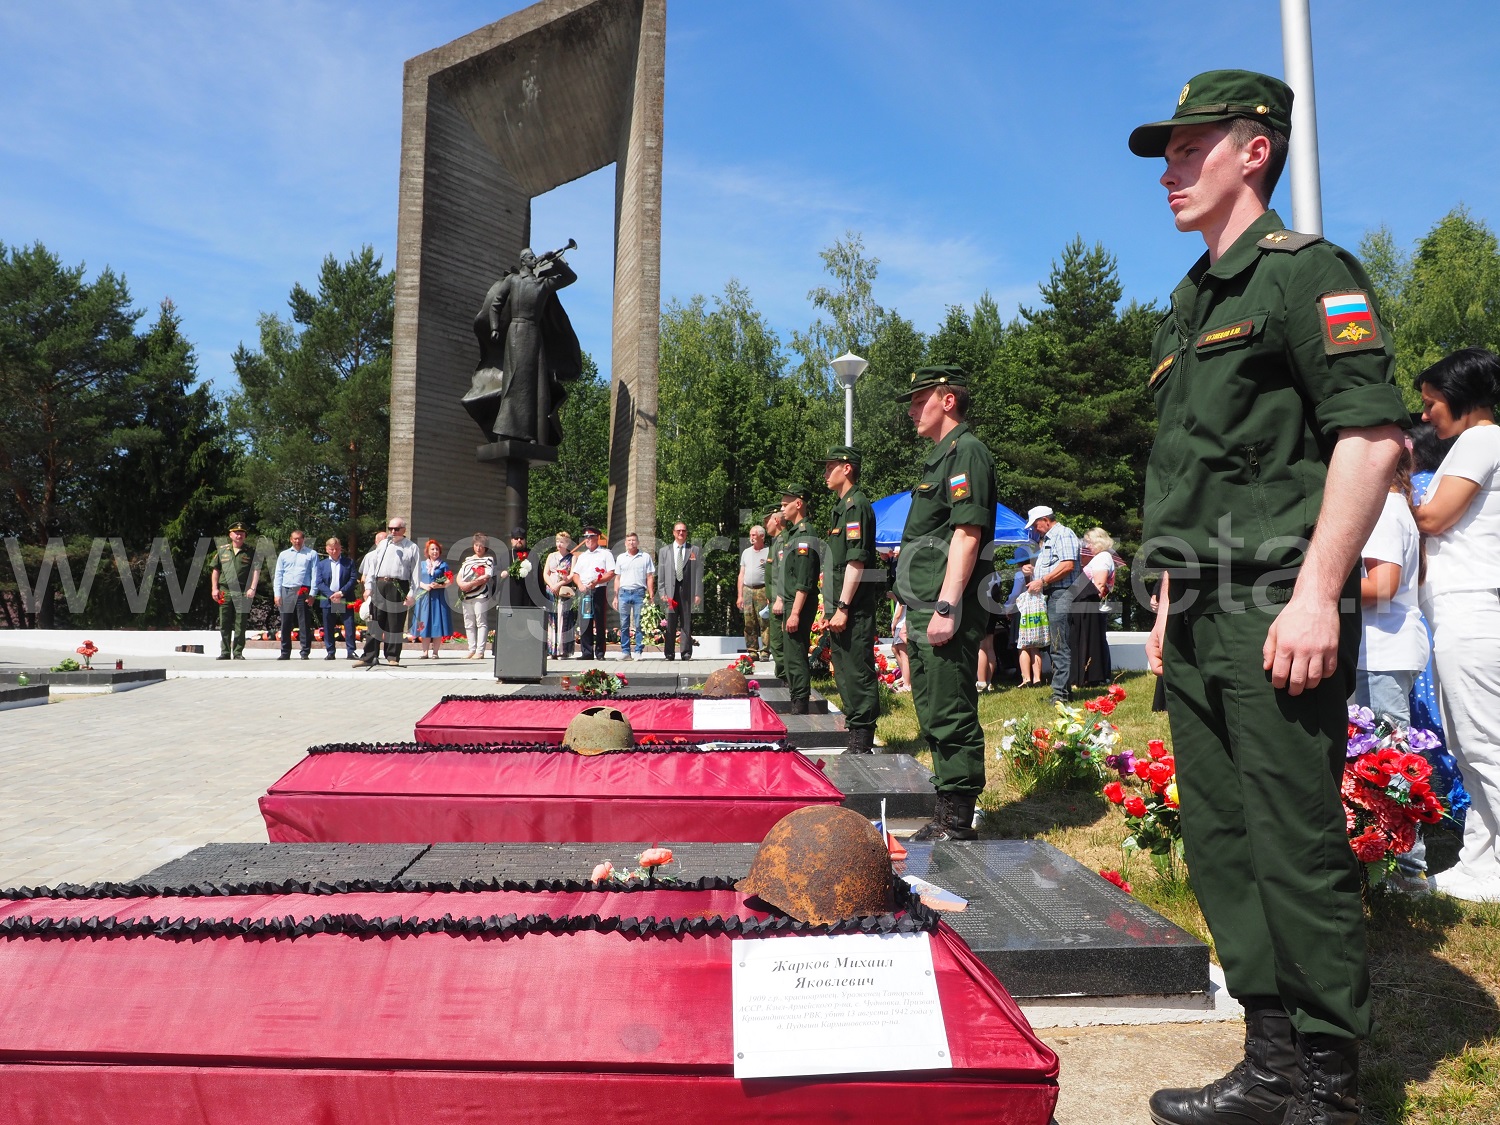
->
xmin=1149 ymin=1005 xmax=1297 ymax=1125
xmin=1282 ymin=1033 xmax=1360 ymax=1125
xmin=790 ymin=699 xmax=810 ymax=715
xmin=845 ymin=727 xmax=875 ymax=754
xmin=911 ymin=793 xmax=979 ymax=842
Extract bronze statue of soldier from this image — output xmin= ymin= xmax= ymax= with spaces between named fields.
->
xmin=463 ymin=239 xmax=582 ymax=446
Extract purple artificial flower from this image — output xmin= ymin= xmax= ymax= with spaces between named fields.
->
xmin=1407 ymin=727 xmax=1441 ymax=751
xmin=1105 ymin=751 xmax=1136 ymax=777
xmin=1347 ymin=704 xmax=1375 ymax=732
xmin=1346 ymin=733 xmax=1377 ymax=759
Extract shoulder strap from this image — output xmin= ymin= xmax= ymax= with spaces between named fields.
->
xmin=1257 ymin=229 xmax=1323 ymax=253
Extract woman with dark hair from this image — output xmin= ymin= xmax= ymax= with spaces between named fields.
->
xmin=1413 ymin=347 xmax=1500 ymax=899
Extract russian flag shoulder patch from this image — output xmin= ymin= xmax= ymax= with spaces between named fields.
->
xmin=1319 ymin=290 xmax=1384 ymax=356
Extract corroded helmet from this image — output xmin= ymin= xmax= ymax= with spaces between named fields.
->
xmin=563 ymin=705 xmax=633 ymax=755
xmin=702 ymin=667 xmax=748 ymax=698
xmin=737 ymin=805 xmax=895 ymax=924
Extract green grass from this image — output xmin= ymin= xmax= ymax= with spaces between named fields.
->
xmin=817 ymin=669 xmax=1500 ymax=1124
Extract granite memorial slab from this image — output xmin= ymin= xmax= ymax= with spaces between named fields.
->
xmin=138 ymin=843 xmax=433 ymax=888
xmin=816 ymin=753 xmax=936 ymax=818
xmin=135 ymin=839 xmax=1207 ymax=999
xmin=0 ymin=668 xmax=164 ymax=695
xmin=0 ymin=683 xmax=49 ymax=712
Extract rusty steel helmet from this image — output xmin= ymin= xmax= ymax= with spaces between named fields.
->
xmin=737 ymin=805 xmax=895 ymax=924
xmin=563 ymin=705 xmax=633 ymax=755
xmin=702 ymin=667 xmax=748 ymax=698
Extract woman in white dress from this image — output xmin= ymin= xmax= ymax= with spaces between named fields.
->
xmin=1413 ymin=348 xmax=1500 ymax=900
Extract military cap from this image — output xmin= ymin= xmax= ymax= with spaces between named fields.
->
xmin=819 ymin=444 xmax=863 ymax=468
xmin=895 ymin=364 xmax=968 ymax=402
xmin=581 ymin=525 xmax=601 ymax=536
xmin=780 ymin=483 xmax=814 ymax=502
xmin=1129 ymin=69 xmax=1293 ymax=158
xmin=227 ymin=522 xmax=247 ymax=533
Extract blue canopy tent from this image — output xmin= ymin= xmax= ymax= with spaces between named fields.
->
xmin=870 ymin=492 xmax=1032 ymax=548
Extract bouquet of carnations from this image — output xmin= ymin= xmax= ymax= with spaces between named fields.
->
xmin=729 ymin=654 xmax=755 ymax=676
xmin=1343 ymin=706 xmax=1446 ymax=883
xmin=589 ymin=846 xmax=675 ymax=886
xmin=507 ymin=555 xmax=532 ymax=582
xmin=1000 ymin=686 xmax=1126 ymax=792
xmin=563 ymin=668 xmax=629 ymax=697
xmin=1103 ymin=737 xmax=1182 ymax=858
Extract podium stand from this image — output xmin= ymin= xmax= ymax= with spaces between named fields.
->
xmin=493 ymin=606 xmax=546 ymax=682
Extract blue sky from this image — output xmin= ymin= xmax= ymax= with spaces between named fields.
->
xmin=3 ymin=1 xmax=1497 ymax=394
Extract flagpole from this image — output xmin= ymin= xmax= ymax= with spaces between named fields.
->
xmin=1280 ymin=0 xmax=1323 ymax=236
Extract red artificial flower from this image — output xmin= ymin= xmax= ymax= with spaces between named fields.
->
xmin=76 ymin=640 xmax=98 ymax=657
xmin=1350 ymin=828 xmax=1388 ymax=863
xmin=668 ymin=598 xmax=679 ymax=611
xmin=1107 ymin=684 xmax=1127 ymax=703
xmin=1353 ymin=758 xmax=1392 ymax=787
xmin=1103 ymin=780 xmax=1126 ymax=805
xmin=1133 ymin=759 xmax=1152 ymax=781
xmin=1147 ymin=739 xmax=1168 ymax=760
xmin=1085 ymin=699 xmax=1101 ymax=713
xmin=1099 ymin=869 xmax=1133 ymax=893
xmin=1348 ymin=722 xmax=1360 ymax=741
xmin=1374 ymin=748 xmax=1405 ymax=774
xmin=638 ymin=847 xmax=673 ymax=868
xmin=590 ymin=861 xmax=614 ymax=882
xmin=1415 ymin=796 xmax=1445 ymax=824
xmin=1123 ymin=796 xmax=1148 ymax=818
xmin=1095 ymin=697 xmax=1117 ymax=716
xmin=1396 ymin=754 xmax=1433 ymax=783
xmin=1147 ymin=761 xmax=1173 ymax=792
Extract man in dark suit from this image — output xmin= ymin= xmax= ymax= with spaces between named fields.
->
xmin=656 ymin=521 xmax=701 ymax=661
xmin=315 ymin=537 xmax=359 ymax=659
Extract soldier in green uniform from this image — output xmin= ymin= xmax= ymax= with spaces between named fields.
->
xmin=820 ymin=446 xmax=882 ymax=754
xmin=777 ymin=485 xmax=822 ymax=714
xmin=210 ymin=523 xmax=260 ymax=660
xmin=764 ymin=510 xmax=787 ymax=681
xmin=895 ymin=365 xmax=996 ymax=841
xmin=1131 ymin=71 xmax=1407 ymax=1125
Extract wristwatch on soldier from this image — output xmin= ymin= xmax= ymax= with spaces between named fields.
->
xmin=835 ymin=600 xmax=849 ymax=612
xmin=934 ymin=600 xmax=953 ymax=617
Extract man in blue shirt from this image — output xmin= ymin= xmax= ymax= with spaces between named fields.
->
xmin=1024 ymin=506 xmax=1080 ymax=703
xmin=315 ymin=537 xmax=359 ymax=660
xmin=274 ymin=530 xmax=320 ymax=660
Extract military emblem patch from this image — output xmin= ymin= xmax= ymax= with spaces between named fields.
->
xmin=1149 ymin=353 xmax=1176 ymax=386
xmin=1178 ymin=82 xmax=1190 ymax=106
xmin=846 ymin=520 xmax=861 ymax=540
xmin=948 ymin=472 xmax=970 ymax=500
xmin=796 ymin=545 xmax=808 ymax=555
xmin=1319 ymin=291 xmax=1383 ymax=355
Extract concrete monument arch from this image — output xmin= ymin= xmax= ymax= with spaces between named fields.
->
xmin=389 ymin=0 xmax=663 ymax=548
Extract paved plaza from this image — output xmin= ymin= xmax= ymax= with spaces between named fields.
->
xmin=0 ymin=654 xmax=1240 ymax=1123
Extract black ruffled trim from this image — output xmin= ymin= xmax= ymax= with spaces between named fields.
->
xmin=439 ymin=690 xmax=758 ymax=703
xmin=303 ymin=740 xmax=790 ymax=756
xmin=0 ymin=888 xmax=936 ymax=936
xmin=0 ymin=881 xmax=938 ymax=939
xmin=0 ymin=906 xmax=931 ymax=942
xmin=0 ymin=875 xmax=742 ymax=901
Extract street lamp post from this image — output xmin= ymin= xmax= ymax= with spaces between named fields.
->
xmin=829 ymin=352 xmax=868 ymax=447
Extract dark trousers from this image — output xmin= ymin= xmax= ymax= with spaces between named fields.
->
xmin=828 ymin=603 xmax=879 ymax=731
xmin=279 ymin=590 xmax=312 ymax=656
xmin=767 ymin=607 xmax=785 ymax=679
xmin=218 ymin=599 xmax=248 ymax=657
xmin=322 ymin=603 xmax=356 ymax=654
xmin=360 ymin=579 xmax=410 ymax=663
xmin=1164 ymin=583 xmax=1369 ymax=1040
xmin=1047 ymin=585 xmax=1075 ymax=700
xmin=907 ymin=601 xmax=986 ymax=798
xmin=664 ymin=601 xmax=693 ymax=659
xmin=579 ymin=591 xmax=608 ymax=658
xmin=783 ymin=615 xmax=812 ymax=703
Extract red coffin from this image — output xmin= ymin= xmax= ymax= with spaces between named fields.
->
xmin=415 ymin=692 xmax=787 ymax=744
xmin=260 ymin=744 xmax=846 ymax=843
xmin=0 ymin=886 xmax=1059 ymax=1124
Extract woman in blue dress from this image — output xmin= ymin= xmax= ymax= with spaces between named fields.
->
xmin=413 ymin=538 xmax=454 ymax=658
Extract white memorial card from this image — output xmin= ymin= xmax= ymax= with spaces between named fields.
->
xmin=730 ymin=931 xmax=952 ymax=1079
xmin=692 ymin=697 xmax=752 ymax=730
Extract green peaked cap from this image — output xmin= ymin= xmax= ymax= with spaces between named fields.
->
xmin=1129 ymin=69 xmax=1293 ymax=158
